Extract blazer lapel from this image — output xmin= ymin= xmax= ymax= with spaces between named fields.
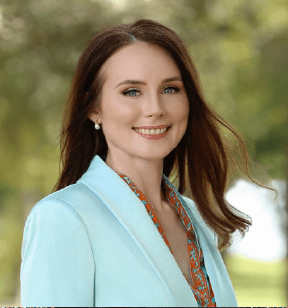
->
xmin=77 ymin=155 xmax=198 ymax=307
xmin=178 ymin=195 xmax=238 ymax=307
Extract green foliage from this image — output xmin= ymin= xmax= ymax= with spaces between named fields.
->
xmin=0 ymin=0 xmax=287 ymax=303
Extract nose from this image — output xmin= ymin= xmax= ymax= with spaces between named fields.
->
xmin=143 ymin=91 xmax=166 ymax=117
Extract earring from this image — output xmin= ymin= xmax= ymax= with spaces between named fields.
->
xmin=95 ymin=122 xmax=100 ymax=130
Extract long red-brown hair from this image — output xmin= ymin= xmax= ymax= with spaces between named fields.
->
xmin=52 ymin=19 xmax=277 ymax=250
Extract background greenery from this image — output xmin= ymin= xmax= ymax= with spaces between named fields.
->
xmin=0 ymin=0 xmax=287 ymax=306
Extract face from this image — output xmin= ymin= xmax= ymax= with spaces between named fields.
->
xmin=88 ymin=42 xmax=189 ymax=162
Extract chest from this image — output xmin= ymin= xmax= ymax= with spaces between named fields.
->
xmin=154 ymin=202 xmax=192 ymax=284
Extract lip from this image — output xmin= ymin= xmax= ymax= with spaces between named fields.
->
xmin=133 ymin=126 xmax=170 ymax=140
xmin=132 ymin=125 xmax=170 ymax=129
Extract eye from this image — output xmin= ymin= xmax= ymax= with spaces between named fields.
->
xmin=122 ymin=88 xmax=140 ymax=97
xmin=162 ymin=86 xmax=180 ymax=94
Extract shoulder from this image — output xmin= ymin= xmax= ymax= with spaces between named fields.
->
xmin=31 ymin=182 xmax=99 ymax=215
xmin=22 ymin=183 xmax=98 ymax=257
xmin=25 ymin=187 xmax=85 ymax=232
xmin=24 ymin=182 xmax=99 ymax=234
xmin=40 ymin=182 xmax=94 ymax=205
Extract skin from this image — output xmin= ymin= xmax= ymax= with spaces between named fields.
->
xmin=88 ymin=42 xmax=189 ymax=213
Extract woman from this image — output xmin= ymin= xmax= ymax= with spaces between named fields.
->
xmin=20 ymin=19 xmax=275 ymax=307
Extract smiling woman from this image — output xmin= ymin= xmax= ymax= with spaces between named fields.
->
xmin=85 ymin=41 xmax=190 ymax=211
xmin=20 ymin=19 xmax=277 ymax=307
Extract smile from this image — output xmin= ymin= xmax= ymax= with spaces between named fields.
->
xmin=132 ymin=126 xmax=171 ymax=140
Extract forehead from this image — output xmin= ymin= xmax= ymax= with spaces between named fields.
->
xmin=101 ymin=42 xmax=181 ymax=84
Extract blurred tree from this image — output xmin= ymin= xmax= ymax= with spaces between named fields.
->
xmin=0 ymin=0 xmax=287 ymax=303
xmin=0 ymin=0 xmax=126 ymax=300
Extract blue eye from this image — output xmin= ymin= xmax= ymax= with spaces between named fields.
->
xmin=123 ymin=88 xmax=140 ymax=97
xmin=122 ymin=86 xmax=180 ymax=97
xmin=163 ymin=86 xmax=180 ymax=94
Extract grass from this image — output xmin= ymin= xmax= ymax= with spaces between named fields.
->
xmin=226 ymin=254 xmax=288 ymax=307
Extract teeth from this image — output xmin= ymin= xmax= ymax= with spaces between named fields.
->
xmin=134 ymin=127 xmax=168 ymax=135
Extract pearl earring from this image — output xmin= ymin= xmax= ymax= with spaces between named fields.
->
xmin=95 ymin=122 xmax=100 ymax=130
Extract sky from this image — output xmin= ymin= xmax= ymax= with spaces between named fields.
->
xmin=225 ymin=178 xmax=287 ymax=262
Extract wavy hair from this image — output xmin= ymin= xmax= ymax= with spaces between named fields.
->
xmin=52 ymin=19 xmax=277 ymax=250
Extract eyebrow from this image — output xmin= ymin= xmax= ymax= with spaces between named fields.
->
xmin=114 ymin=76 xmax=183 ymax=90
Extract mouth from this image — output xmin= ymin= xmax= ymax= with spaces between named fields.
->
xmin=132 ymin=125 xmax=171 ymax=134
xmin=132 ymin=125 xmax=171 ymax=139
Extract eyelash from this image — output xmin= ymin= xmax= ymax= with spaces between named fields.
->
xmin=122 ymin=86 xmax=181 ymax=97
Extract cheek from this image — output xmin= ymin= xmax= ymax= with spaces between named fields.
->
xmin=180 ymin=99 xmax=190 ymax=123
xmin=173 ymin=101 xmax=189 ymax=134
xmin=170 ymin=99 xmax=189 ymax=121
xmin=102 ymin=96 xmax=137 ymax=120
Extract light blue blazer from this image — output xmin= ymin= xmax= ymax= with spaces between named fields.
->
xmin=20 ymin=154 xmax=238 ymax=307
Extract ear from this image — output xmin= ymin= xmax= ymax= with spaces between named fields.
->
xmin=87 ymin=110 xmax=99 ymax=123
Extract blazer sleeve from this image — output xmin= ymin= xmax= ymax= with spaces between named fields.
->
xmin=20 ymin=198 xmax=95 ymax=307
